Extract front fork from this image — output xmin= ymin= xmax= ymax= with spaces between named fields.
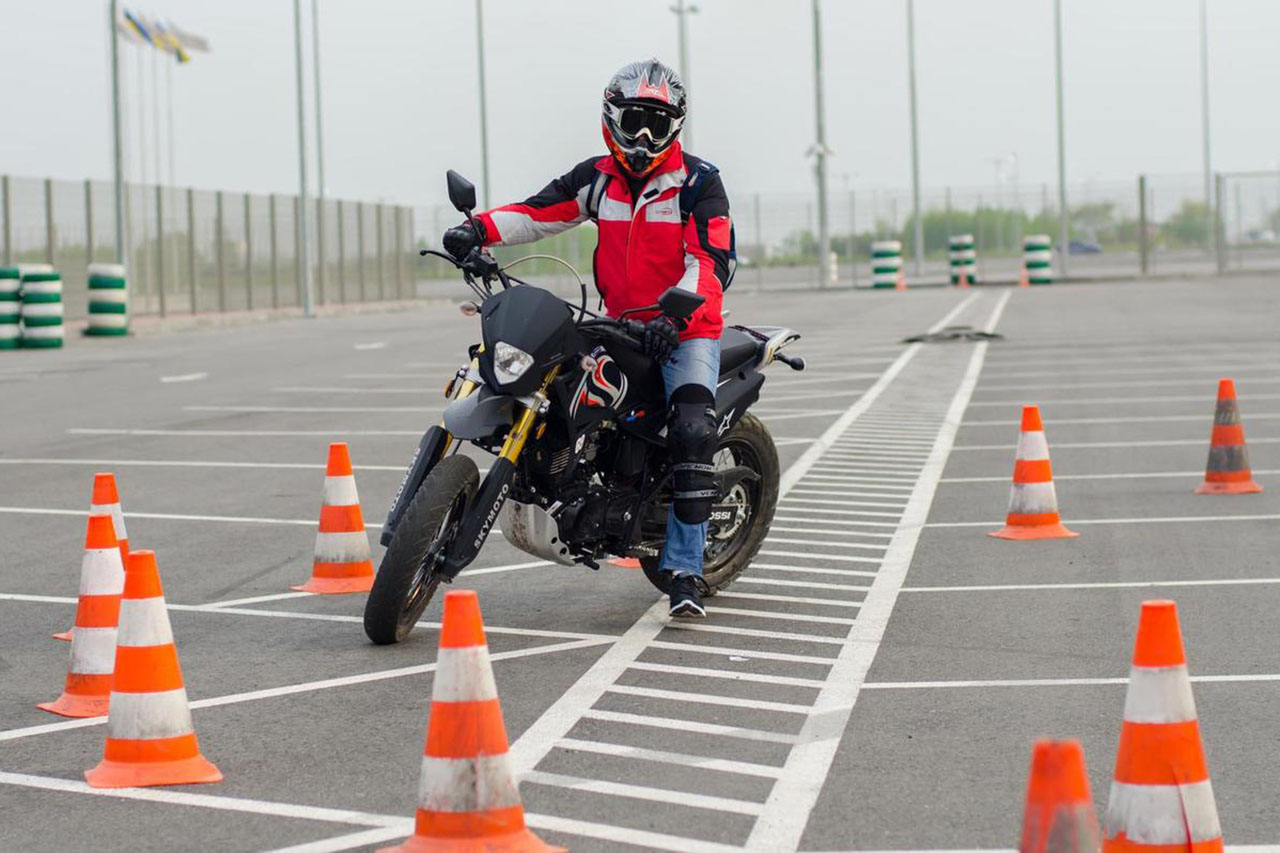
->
xmin=438 ymin=367 xmax=559 ymax=579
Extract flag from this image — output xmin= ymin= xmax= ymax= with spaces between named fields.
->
xmin=122 ymin=9 xmax=153 ymax=45
xmin=152 ymin=20 xmax=190 ymax=64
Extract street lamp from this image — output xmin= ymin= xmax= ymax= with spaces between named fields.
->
xmin=670 ymin=0 xmax=698 ymax=151
xmin=810 ymin=0 xmax=831 ymax=289
xmin=1052 ymin=0 xmax=1069 ymax=275
xmin=475 ymin=0 xmax=491 ymax=208
xmin=292 ymin=0 xmax=314 ymax=316
xmin=906 ymin=0 xmax=923 ymax=275
xmin=1198 ymin=0 xmax=1212 ymax=250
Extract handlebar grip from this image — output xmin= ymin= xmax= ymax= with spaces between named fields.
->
xmin=776 ymin=353 xmax=806 ymax=371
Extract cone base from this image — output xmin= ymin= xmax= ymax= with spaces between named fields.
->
xmin=608 ymin=557 xmax=641 ymax=569
xmin=988 ymin=522 xmax=1079 ymax=541
xmin=1195 ymin=480 xmax=1263 ymax=495
xmin=37 ymin=693 xmax=110 ymax=718
xmin=290 ymin=573 xmax=374 ymax=595
xmin=85 ymin=753 xmax=223 ymax=788
xmin=52 ymin=629 xmax=73 ymax=641
xmin=379 ymin=827 xmax=565 ymax=853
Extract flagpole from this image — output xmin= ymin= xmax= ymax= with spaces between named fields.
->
xmin=166 ymin=56 xmax=176 ymax=186
xmin=109 ymin=0 xmax=127 ymax=265
xmin=311 ymin=0 xmax=325 ymax=200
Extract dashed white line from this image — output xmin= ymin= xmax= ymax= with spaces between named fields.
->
xmin=160 ymin=372 xmax=208 ymax=383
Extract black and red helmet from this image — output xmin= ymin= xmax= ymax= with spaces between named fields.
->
xmin=602 ymin=59 xmax=687 ymax=178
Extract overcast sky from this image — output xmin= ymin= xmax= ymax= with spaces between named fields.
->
xmin=5 ymin=1 xmax=1279 ymax=209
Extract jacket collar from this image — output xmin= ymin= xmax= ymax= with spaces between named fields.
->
xmin=596 ymin=143 xmax=686 ymax=195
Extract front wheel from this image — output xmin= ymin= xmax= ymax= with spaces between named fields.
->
xmin=364 ymin=455 xmax=479 ymax=644
xmin=641 ymin=412 xmax=780 ymax=596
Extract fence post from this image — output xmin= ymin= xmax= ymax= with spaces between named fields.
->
xmin=294 ymin=196 xmax=304 ymax=307
xmin=752 ymin=192 xmax=763 ymax=291
xmin=244 ymin=193 xmax=254 ymax=311
xmin=84 ymin=180 xmax=95 ymax=265
xmin=215 ymin=190 xmax=227 ymax=311
xmin=394 ymin=207 xmax=405 ymax=299
xmin=849 ymin=189 xmax=858 ymax=288
xmin=376 ymin=202 xmax=386 ymax=299
xmin=336 ymin=201 xmax=346 ymax=303
xmin=316 ymin=198 xmax=326 ymax=307
xmin=1213 ymin=173 xmax=1226 ymax=274
xmin=44 ymin=177 xmax=56 ymax=265
xmin=269 ymin=194 xmax=280 ymax=309
xmin=1137 ymin=175 xmax=1149 ymax=276
xmin=407 ymin=207 xmax=415 ymax=298
xmin=186 ymin=188 xmax=197 ymax=314
xmin=357 ymin=201 xmax=367 ymax=301
xmin=154 ymin=185 xmax=166 ymax=316
xmin=1 ymin=175 xmax=10 ymax=265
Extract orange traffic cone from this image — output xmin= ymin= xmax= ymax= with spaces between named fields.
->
xmin=1195 ymin=378 xmax=1263 ymax=495
xmin=85 ymin=550 xmax=222 ymax=788
xmin=38 ymin=515 xmax=125 ymax=718
xmin=1019 ymin=739 xmax=1100 ymax=853
xmin=895 ymin=270 xmax=907 ymax=291
xmin=292 ymin=443 xmax=374 ymax=594
xmin=956 ymin=269 xmax=971 ymax=289
xmin=1018 ymin=267 xmax=1031 ymax=288
xmin=1103 ymin=600 xmax=1222 ymax=851
xmin=990 ymin=406 xmax=1078 ymax=540
xmin=380 ymin=590 xmax=562 ymax=853
xmin=56 ymin=472 xmax=129 ymax=642
xmin=609 ymin=557 xmax=641 ymax=569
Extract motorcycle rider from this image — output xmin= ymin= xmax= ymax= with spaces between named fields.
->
xmin=442 ymin=58 xmax=732 ymax=618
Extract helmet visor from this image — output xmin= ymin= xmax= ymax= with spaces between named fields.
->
xmin=606 ymin=102 xmax=680 ymax=150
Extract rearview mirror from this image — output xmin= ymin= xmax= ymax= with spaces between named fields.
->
xmin=446 ymin=170 xmax=477 ymax=213
xmin=657 ymin=287 xmax=705 ymax=322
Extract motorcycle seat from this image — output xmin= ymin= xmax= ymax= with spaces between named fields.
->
xmin=718 ymin=327 xmax=761 ymax=376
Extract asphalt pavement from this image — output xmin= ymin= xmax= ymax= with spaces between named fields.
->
xmin=1 ymin=274 xmax=1277 ymax=851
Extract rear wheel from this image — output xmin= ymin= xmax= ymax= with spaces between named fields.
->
xmin=363 ymin=455 xmax=479 ymax=645
xmin=641 ymin=413 xmax=780 ymax=595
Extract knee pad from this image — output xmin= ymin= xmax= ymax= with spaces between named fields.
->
xmin=668 ymin=384 xmax=719 ymax=524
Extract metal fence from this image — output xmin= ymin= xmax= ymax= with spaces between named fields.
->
xmin=0 ymin=174 xmax=415 ymax=320
xmin=411 ymin=170 xmax=1280 ymax=291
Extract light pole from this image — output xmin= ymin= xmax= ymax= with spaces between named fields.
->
xmin=1198 ymin=0 xmax=1212 ymax=249
xmin=292 ymin=0 xmax=314 ymax=316
xmin=670 ymin=0 xmax=698 ymax=150
xmin=810 ymin=0 xmax=831 ymax=289
xmin=475 ymin=0 xmax=491 ymax=208
xmin=1052 ymin=0 xmax=1069 ymax=275
xmin=906 ymin=0 xmax=924 ymax=276
xmin=312 ymin=0 xmax=326 ymax=200
xmin=108 ymin=0 xmax=127 ymax=265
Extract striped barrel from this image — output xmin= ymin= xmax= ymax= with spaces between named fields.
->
xmin=870 ymin=240 xmax=902 ymax=289
xmin=21 ymin=269 xmax=63 ymax=348
xmin=948 ymin=234 xmax=977 ymax=285
xmin=86 ymin=263 xmax=129 ymax=336
xmin=0 ymin=266 xmax=18 ymax=349
xmin=1023 ymin=234 xmax=1053 ymax=285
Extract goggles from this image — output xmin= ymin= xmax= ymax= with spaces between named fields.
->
xmin=605 ymin=101 xmax=681 ymax=149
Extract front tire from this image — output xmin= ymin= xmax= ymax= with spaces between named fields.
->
xmin=364 ymin=455 xmax=479 ymax=645
xmin=641 ymin=413 xmax=780 ymax=596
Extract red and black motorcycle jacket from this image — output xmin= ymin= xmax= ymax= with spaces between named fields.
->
xmin=475 ymin=145 xmax=731 ymax=341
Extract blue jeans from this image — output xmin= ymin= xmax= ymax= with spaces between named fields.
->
xmin=657 ymin=336 xmax=721 ymax=577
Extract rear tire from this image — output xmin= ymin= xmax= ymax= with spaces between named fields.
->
xmin=363 ymin=455 xmax=479 ymax=645
xmin=641 ymin=413 xmax=780 ymax=596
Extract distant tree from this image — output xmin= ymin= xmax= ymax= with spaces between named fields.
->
xmin=1161 ymin=201 xmax=1210 ymax=248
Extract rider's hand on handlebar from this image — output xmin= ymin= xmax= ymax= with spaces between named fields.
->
xmin=642 ymin=316 xmax=680 ymax=364
xmin=443 ymin=219 xmax=487 ymax=260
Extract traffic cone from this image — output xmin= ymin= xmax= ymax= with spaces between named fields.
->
xmin=1103 ymin=600 xmax=1222 ymax=851
xmin=380 ymin=590 xmax=562 ymax=853
xmin=292 ymin=443 xmax=374 ymax=594
xmin=37 ymin=515 xmax=124 ymax=718
xmin=1018 ymin=267 xmax=1031 ymax=288
xmin=895 ymin=270 xmax=907 ymax=291
xmin=990 ymin=406 xmax=1078 ymax=540
xmin=85 ymin=550 xmax=222 ymax=788
xmin=609 ymin=557 xmax=641 ymax=569
xmin=956 ymin=269 xmax=971 ymax=289
xmin=56 ymin=472 xmax=129 ymax=641
xmin=1020 ymin=739 xmax=1101 ymax=853
xmin=1195 ymin=378 xmax=1263 ymax=495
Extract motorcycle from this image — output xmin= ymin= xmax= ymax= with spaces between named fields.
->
xmin=363 ymin=170 xmax=806 ymax=644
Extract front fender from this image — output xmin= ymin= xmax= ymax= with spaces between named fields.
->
xmin=443 ymin=389 xmax=515 ymax=440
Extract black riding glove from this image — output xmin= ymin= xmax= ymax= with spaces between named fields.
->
xmin=442 ymin=219 xmax=487 ymax=260
xmin=642 ymin=316 xmax=681 ymax=364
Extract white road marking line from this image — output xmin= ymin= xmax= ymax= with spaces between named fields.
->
xmin=770 ymin=526 xmax=895 ymax=538
xmin=524 ymin=813 xmax=746 ymax=853
xmin=766 ymin=373 xmax=883 ymax=387
xmin=941 ymin=469 xmax=1280 ymax=484
xmin=780 ymin=496 xmax=907 ymax=509
xmin=523 ymin=770 xmax=766 ymax=815
xmin=69 ymin=428 xmax=425 ymax=437
xmin=964 ymin=412 xmax=1280 ymax=427
xmin=764 ymin=537 xmax=886 ymax=551
xmin=0 ymin=458 xmax=405 ymax=472
xmin=606 ymin=684 xmax=813 ymax=714
xmin=758 ymin=389 xmax=867 ymax=404
xmin=711 ymin=606 xmax=858 ymax=626
xmin=661 ymin=622 xmax=848 ymax=646
xmin=0 ymin=638 xmax=609 ymax=744
xmin=202 ymin=591 xmax=313 ymax=608
xmin=753 ymin=408 xmax=850 ymax=421
xmin=716 ymin=590 xmax=862 ymax=607
xmin=770 ymin=516 xmax=898 ymax=529
xmin=645 ymin=641 xmax=836 ymax=666
xmin=771 ymin=506 xmax=903 ymax=518
xmin=773 ymin=437 xmax=821 ymax=447
xmin=734 ymin=577 xmax=871 ymax=593
xmin=0 ymin=505 xmax=351 ymax=528
xmin=747 ymin=289 xmax=1009 ymax=851
xmin=757 ymin=550 xmax=882 ymax=564
xmin=353 ymin=341 xmax=387 ymax=350
xmin=902 ymin=577 xmax=1280 ymax=593
xmin=159 ymin=372 xmax=208 ymax=383
xmin=816 ymin=461 xmax=923 ymax=472
xmin=263 ymin=825 xmax=413 ymax=853
xmin=970 ymin=392 xmax=1280 ymax=407
xmin=275 ymin=386 xmax=429 ymax=394
xmin=926 ymin=513 xmax=1280 ymax=529
xmin=798 ymin=475 xmax=916 ymax=488
xmin=751 ymin=564 xmax=879 ymax=578
xmin=185 ymin=405 xmax=438 ymax=413
xmin=787 ymin=489 xmax=915 ymax=501
xmin=861 ymin=673 xmax=1280 ymax=690
xmin=579 ymin=709 xmax=800 ymax=744
xmin=627 ymin=661 xmax=829 ymax=689
xmin=0 ymin=771 xmax=406 ymax=828
xmin=344 ymin=372 xmax=435 ymax=379
xmin=556 ymin=737 xmax=785 ymax=778
xmin=953 ymin=436 xmax=1280 ymax=451
xmin=975 ymin=375 xmax=1280 ymax=392
xmin=982 ymin=355 xmax=1278 ymax=372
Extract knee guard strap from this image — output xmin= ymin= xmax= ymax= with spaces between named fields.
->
xmin=669 ymin=384 xmax=719 ymax=524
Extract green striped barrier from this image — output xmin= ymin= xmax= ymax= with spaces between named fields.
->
xmin=1023 ymin=234 xmax=1053 ymax=285
xmin=20 ymin=268 xmax=63 ymax=348
xmin=0 ymin=266 xmax=18 ymax=349
xmin=86 ymin=263 xmax=129 ymax=336
xmin=870 ymin=240 xmax=903 ymax=289
xmin=949 ymin=234 xmax=977 ymax=285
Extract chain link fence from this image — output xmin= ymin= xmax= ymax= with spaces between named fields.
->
xmin=0 ymin=174 xmax=415 ymax=320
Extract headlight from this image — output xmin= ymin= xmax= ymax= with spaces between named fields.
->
xmin=493 ymin=341 xmax=534 ymax=385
